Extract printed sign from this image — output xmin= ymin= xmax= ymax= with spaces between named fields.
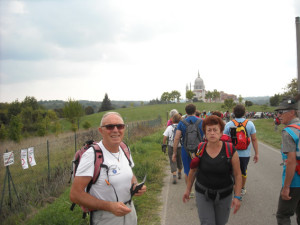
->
xmin=3 ymin=151 xmax=14 ymax=167
xmin=28 ymin=147 xmax=36 ymax=167
xmin=21 ymin=149 xmax=29 ymax=169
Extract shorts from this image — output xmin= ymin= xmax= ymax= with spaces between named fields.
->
xmin=239 ymin=157 xmax=250 ymax=177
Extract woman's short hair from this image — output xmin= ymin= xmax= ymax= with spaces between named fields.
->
xmin=169 ymin=109 xmax=178 ymax=118
xmin=202 ymin=115 xmax=225 ymax=134
xmin=172 ymin=113 xmax=182 ymax=123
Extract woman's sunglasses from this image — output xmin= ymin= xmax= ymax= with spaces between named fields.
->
xmin=101 ymin=124 xmax=125 ymax=130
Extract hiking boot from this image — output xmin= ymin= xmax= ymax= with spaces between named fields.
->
xmin=241 ymin=187 xmax=247 ymax=196
xmin=172 ymin=175 xmax=177 ymax=184
xmin=178 ymin=172 xmax=181 ymax=180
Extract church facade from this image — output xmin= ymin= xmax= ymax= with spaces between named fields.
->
xmin=186 ymin=71 xmax=206 ymax=101
xmin=186 ymin=71 xmax=237 ymax=102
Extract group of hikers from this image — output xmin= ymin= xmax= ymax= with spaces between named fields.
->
xmin=162 ymin=99 xmax=300 ymax=225
xmin=67 ymin=97 xmax=300 ymax=225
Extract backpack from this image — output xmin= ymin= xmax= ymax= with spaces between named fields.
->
xmin=169 ymin=124 xmax=181 ymax=147
xmin=282 ymin=124 xmax=300 ymax=175
xmin=182 ymin=119 xmax=203 ymax=154
xmin=70 ymin=140 xmax=131 ymax=218
xmin=197 ymin=141 xmax=233 ymax=165
xmin=231 ymin=119 xmax=250 ymax=150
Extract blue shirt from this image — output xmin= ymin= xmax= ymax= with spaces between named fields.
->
xmin=224 ymin=118 xmax=256 ymax=157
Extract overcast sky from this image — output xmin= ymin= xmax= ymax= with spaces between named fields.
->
xmin=0 ymin=0 xmax=300 ymax=103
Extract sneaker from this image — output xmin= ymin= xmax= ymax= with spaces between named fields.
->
xmin=178 ymin=172 xmax=181 ymax=180
xmin=189 ymin=192 xmax=195 ymax=198
xmin=241 ymin=188 xmax=247 ymax=196
xmin=172 ymin=175 xmax=177 ymax=184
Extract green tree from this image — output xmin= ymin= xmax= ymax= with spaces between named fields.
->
xmin=205 ymin=91 xmax=213 ymax=102
xmin=212 ymin=89 xmax=220 ymax=102
xmin=221 ymin=98 xmax=236 ymax=111
xmin=99 ymin=93 xmax=114 ymax=112
xmin=269 ymin=94 xmax=281 ymax=106
xmin=245 ymin=100 xmax=253 ymax=107
xmin=0 ymin=124 xmax=8 ymax=140
xmin=83 ymin=121 xmax=92 ymax=129
xmin=22 ymin=96 xmax=39 ymax=110
xmin=63 ymin=98 xmax=84 ymax=131
xmin=186 ymin=90 xmax=195 ymax=102
xmin=170 ymin=90 xmax=181 ymax=102
xmin=283 ymin=78 xmax=298 ymax=97
xmin=8 ymin=115 xmax=23 ymax=142
xmin=161 ymin=92 xmax=171 ymax=103
xmin=85 ymin=106 xmax=94 ymax=115
xmin=238 ymin=95 xmax=243 ymax=103
xmin=8 ymin=100 xmax=21 ymax=120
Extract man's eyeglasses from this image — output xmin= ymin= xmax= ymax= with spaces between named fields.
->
xmin=101 ymin=124 xmax=125 ymax=130
xmin=278 ymin=110 xmax=290 ymax=115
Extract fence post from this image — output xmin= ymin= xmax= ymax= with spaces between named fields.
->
xmin=47 ymin=140 xmax=50 ymax=182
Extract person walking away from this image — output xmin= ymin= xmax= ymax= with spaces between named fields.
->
xmin=183 ymin=115 xmax=242 ymax=224
xmin=167 ymin=109 xmax=178 ymax=126
xmin=274 ymin=114 xmax=281 ymax=131
xmin=224 ymin=104 xmax=259 ymax=196
xmin=173 ymin=104 xmax=204 ymax=197
xmin=70 ymin=112 xmax=146 ymax=225
xmin=274 ymin=97 xmax=300 ymax=225
xmin=162 ymin=113 xmax=183 ymax=184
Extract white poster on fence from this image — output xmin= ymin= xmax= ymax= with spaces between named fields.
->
xmin=3 ymin=151 xmax=14 ymax=167
xmin=21 ymin=149 xmax=29 ymax=169
xmin=28 ymin=147 xmax=36 ymax=167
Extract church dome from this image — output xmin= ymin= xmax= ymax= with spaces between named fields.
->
xmin=194 ymin=72 xmax=205 ymax=90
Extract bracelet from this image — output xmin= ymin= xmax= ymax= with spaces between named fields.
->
xmin=234 ymin=195 xmax=242 ymax=201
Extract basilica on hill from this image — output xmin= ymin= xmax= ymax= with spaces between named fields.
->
xmin=186 ymin=71 xmax=237 ymax=102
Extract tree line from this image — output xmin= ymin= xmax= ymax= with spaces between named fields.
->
xmin=0 ymin=94 xmax=115 ymax=142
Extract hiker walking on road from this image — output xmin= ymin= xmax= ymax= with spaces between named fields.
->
xmin=224 ymin=104 xmax=259 ymax=196
xmin=162 ymin=113 xmax=183 ymax=184
xmin=274 ymin=97 xmax=300 ymax=225
xmin=183 ymin=115 xmax=242 ymax=224
xmin=173 ymin=104 xmax=204 ymax=196
xmin=70 ymin=112 xmax=146 ymax=225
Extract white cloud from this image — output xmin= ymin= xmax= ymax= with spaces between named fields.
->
xmin=0 ymin=0 xmax=299 ymax=102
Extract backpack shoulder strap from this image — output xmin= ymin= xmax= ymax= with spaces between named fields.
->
xmin=120 ymin=142 xmax=132 ymax=167
xmin=91 ymin=144 xmax=104 ymax=184
xmin=232 ymin=119 xmax=238 ymax=126
xmin=241 ymin=119 xmax=249 ymax=127
xmin=224 ymin=142 xmax=233 ymax=159
xmin=182 ymin=119 xmax=189 ymax=126
xmin=284 ymin=125 xmax=300 ymax=147
xmin=197 ymin=142 xmax=207 ymax=157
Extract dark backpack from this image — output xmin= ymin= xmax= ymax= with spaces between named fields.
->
xmin=231 ymin=119 xmax=250 ymax=150
xmin=182 ymin=119 xmax=203 ymax=154
xmin=70 ymin=140 xmax=131 ymax=218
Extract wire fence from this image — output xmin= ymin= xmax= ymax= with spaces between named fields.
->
xmin=0 ymin=116 xmax=162 ymax=223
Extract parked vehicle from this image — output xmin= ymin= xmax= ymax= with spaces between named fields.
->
xmin=254 ymin=112 xmax=262 ymax=118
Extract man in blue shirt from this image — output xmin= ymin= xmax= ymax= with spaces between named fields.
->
xmin=224 ymin=104 xmax=259 ymax=196
xmin=172 ymin=104 xmax=204 ymax=191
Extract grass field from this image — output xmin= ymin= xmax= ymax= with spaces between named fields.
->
xmin=2 ymin=102 xmax=280 ymax=225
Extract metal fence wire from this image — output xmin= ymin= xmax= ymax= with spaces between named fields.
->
xmin=0 ymin=117 xmax=161 ymax=221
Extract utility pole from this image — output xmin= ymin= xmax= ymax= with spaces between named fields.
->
xmin=296 ymin=17 xmax=300 ymax=109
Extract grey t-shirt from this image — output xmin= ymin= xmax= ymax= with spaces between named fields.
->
xmin=282 ymin=118 xmax=300 ymax=153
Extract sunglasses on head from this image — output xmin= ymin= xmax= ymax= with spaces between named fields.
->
xmin=278 ymin=110 xmax=290 ymax=115
xmin=101 ymin=124 xmax=125 ymax=130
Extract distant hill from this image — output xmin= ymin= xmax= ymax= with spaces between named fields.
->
xmin=38 ymin=100 xmax=147 ymax=112
xmin=244 ymin=96 xmax=270 ymax=105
